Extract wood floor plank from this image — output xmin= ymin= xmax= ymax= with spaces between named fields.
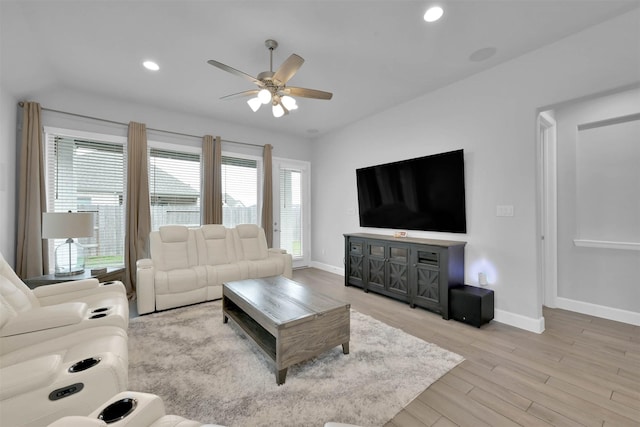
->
xmin=494 ymin=365 xmax=605 ymax=427
xmin=291 ymin=268 xmax=639 ymax=427
xmin=431 ymin=417 xmax=458 ymax=427
xmin=526 ymin=403 xmax=590 ymax=427
xmin=453 ymin=362 xmax=533 ymax=411
xmin=466 ymin=387 xmax=553 ymax=427
xmin=427 ymin=381 xmax=521 ymax=427
xmin=545 ymin=377 xmax=640 ymax=426
xmin=403 ymin=398 xmax=443 ymax=426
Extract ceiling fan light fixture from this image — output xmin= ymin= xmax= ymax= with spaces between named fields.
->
xmin=272 ymin=103 xmax=285 ymax=118
xmin=281 ymin=95 xmax=298 ymax=110
xmin=258 ymin=88 xmax=272 ymax=104
xmin=247 ymin=97 xmax=262 ymax=112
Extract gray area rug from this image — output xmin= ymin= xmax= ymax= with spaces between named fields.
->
xmin=128 ymin=301 xmax=463 ymax=427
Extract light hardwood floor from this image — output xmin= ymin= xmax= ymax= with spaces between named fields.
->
xmin=292 ymin=268 xmax=640 ymax=427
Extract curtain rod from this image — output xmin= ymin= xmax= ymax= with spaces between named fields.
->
xmin=17 ymin=101 xmax=264 ymax=148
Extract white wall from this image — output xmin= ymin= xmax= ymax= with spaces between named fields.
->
xmin=556 ymin=88 xmax=640 ymax=315
xmin=310 ymin=9 xmax=640 ymax=331
xmin=0 ymin=83 xmax=18 ymax=266
xmin=30 ymin=87 xmax=312 ymax=161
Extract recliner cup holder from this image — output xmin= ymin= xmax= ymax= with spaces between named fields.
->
xmin=92 ymin=307 xmax=110 ymax=313
xmin=98 ymin=397 xmax=138 ymax=424
xmin=69 ymin=357 xmax=101 ymax=373
xmin=90 ymin=313 xmax=108 ymax=319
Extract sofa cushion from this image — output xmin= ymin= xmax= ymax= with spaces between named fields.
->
xmin=154 ymin=267 xmax=207 ymax=295
xmin=159 ymin=225 xmax=189 ymax=243
xmin=198 ymin=225 xmax=237 ymax=266
xmin=0 ymin=295 xmax=17 ymax=329
xmin=152 ymin=226 xmax=198 ymax=271
xmin=234 ymin=224 xmax=268 ymax=261
xmin=0 ymin=274 xmax=38 ymax=313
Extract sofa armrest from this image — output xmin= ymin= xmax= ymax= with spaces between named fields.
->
xmin=33 ymin=279 xmax=100 ymax=298
xmin=1 ymin=302 xmax=87 ymax=336
xmin=0 ymin=354 xmax=62 ymax=400
xmin=33 ymin=278 xmax=127 ymax=306
xmin=48 ymin=417 xmax=107 ymax=427
xmin=267 ymin=250 xmax=293 ymax=279
xmin=136 ymin=259 xmax=156 ymax=315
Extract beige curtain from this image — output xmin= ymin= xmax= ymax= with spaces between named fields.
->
xmin=16 ymin=102 xmax=49 ymax=278
xmin=124 ymin=121 xmax=151 ymax=295
xmin=261 ymin=144 xmax=274 ymax=248
xmin=202 ymin=135 xmax=222 ymax=224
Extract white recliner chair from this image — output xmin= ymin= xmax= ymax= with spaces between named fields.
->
xmin=47 ymin=392 xmax=226 ymax=427
xmin=0 ymin=252 xmax=130 ymax=427
xmin=0 ymin=324 xmax=129 ymax=427
xmin=0 ymin=252 xmax=129 ymax=354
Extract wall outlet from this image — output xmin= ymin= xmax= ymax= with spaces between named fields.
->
xmin=496 ymin=205 xmax=514 ymax=217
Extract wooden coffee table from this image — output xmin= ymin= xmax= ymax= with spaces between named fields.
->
xmin=222 ymin=276 xmax=350 ymax=385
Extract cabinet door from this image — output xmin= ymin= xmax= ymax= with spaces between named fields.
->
xmin=367 ymin=243 xmax=386 ymax=292
xmin=386 ymin=245 xmax=409 ymax=299
xmin=346 ymin=239 xmax=365 ymax=288
xmin=412 ymin=249 xmax=442 ymax=313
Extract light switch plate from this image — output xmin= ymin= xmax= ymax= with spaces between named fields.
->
xmin=496 ymin=205 xmax=514 ymax=217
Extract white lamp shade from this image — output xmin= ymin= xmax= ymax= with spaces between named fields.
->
xmin=258 ymin=89 xmax=272 ymax=104
xmin=281 ymin=96 xmax=298 ymax=110
xmin=247 ymin=97 xmax=262 ymax=112
xmin=42 ymin=212 xmax=95 ymax=239
xmin=272 ymin=103 xmax=285 ymax=118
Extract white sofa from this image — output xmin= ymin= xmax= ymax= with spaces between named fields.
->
xmin=0 ymin=251 xmax=129 ymax=427
xmin=48 ymin=391 xmax=225 ymax=427
xmin=0 ymin=252 xmax=129 ymax=355
xmin=136 ymin=224 xmax=292 ymax=314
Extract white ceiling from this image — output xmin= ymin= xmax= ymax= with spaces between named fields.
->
xmin=2 ymin=0 xmax=638 ymax=138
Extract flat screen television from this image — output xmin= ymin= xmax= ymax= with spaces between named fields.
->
xmin=356 ymin=149 xmax=467 ymax=233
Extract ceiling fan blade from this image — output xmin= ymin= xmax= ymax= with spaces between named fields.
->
xmin=273 ymin=54 xmax=304 ymax=85
xmin=220 ymin=89 xmax=260 ymax=100
xmin=284 ymin=86 xmax=333 ymax=100
xmin=207 ymin=60 xmax=260 ymax=85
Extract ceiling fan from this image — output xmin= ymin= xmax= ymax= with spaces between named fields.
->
xmin=207 ymin=39 xmax=333 ymax=118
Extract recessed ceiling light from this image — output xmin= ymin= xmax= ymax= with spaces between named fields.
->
xmin=424 ymin=6 xmax=444 ymax=23
xmin=143 ymin=60 xmax=160 ymax=71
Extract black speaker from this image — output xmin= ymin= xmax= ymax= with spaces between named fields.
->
xmin=449 ymin=285 xmax=494 ymax=327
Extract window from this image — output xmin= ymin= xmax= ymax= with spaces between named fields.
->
xmin=45 ymin=129 xmax=125 ymax=270
xmin=279 ymin=167 xmax=303 ymax=257
xmin=148 ymin=145 xmax=201 ymax=230
xmin=221 ymin=154 xmax=261 ymax=228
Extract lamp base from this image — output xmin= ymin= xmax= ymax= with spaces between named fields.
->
xmin=54 ymin=268 xmax=86 ymax=277
xmin=54 ymin=239 xmax=86 ymax=277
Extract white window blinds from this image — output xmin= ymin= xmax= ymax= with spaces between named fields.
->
xmin=221 ymin=155 xmax=260 ymax=228
xmin=148 ymin=146 xmax=201 ymax=230
xmin=45 ymin=132 xmax=125 ymax=270
xmin=279 ymin=167 xmax=303 ymax=257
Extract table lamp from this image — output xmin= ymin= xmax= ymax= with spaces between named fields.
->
xmin=42 ymin=211 xmax=95 ymax=276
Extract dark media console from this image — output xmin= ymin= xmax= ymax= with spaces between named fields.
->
xmin=344 ymin=233 xmax=466 ymax=319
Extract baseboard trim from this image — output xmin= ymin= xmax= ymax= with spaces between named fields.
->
xmin=556 ymin=297 xmax=640 ymax=326
xmin=494 ymin=309 xmax=546 ymax=334
xmin=310 ymin=261 xmax=345 ymax=276
xmin=309 ymin=262 xmax=548 ymax=333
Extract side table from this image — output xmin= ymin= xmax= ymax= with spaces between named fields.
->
xmin=24 ymin=267 xmax=125 ymax=289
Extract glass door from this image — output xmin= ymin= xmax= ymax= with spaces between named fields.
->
xmin=272 ymin=159 xmax=310 ymax=268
